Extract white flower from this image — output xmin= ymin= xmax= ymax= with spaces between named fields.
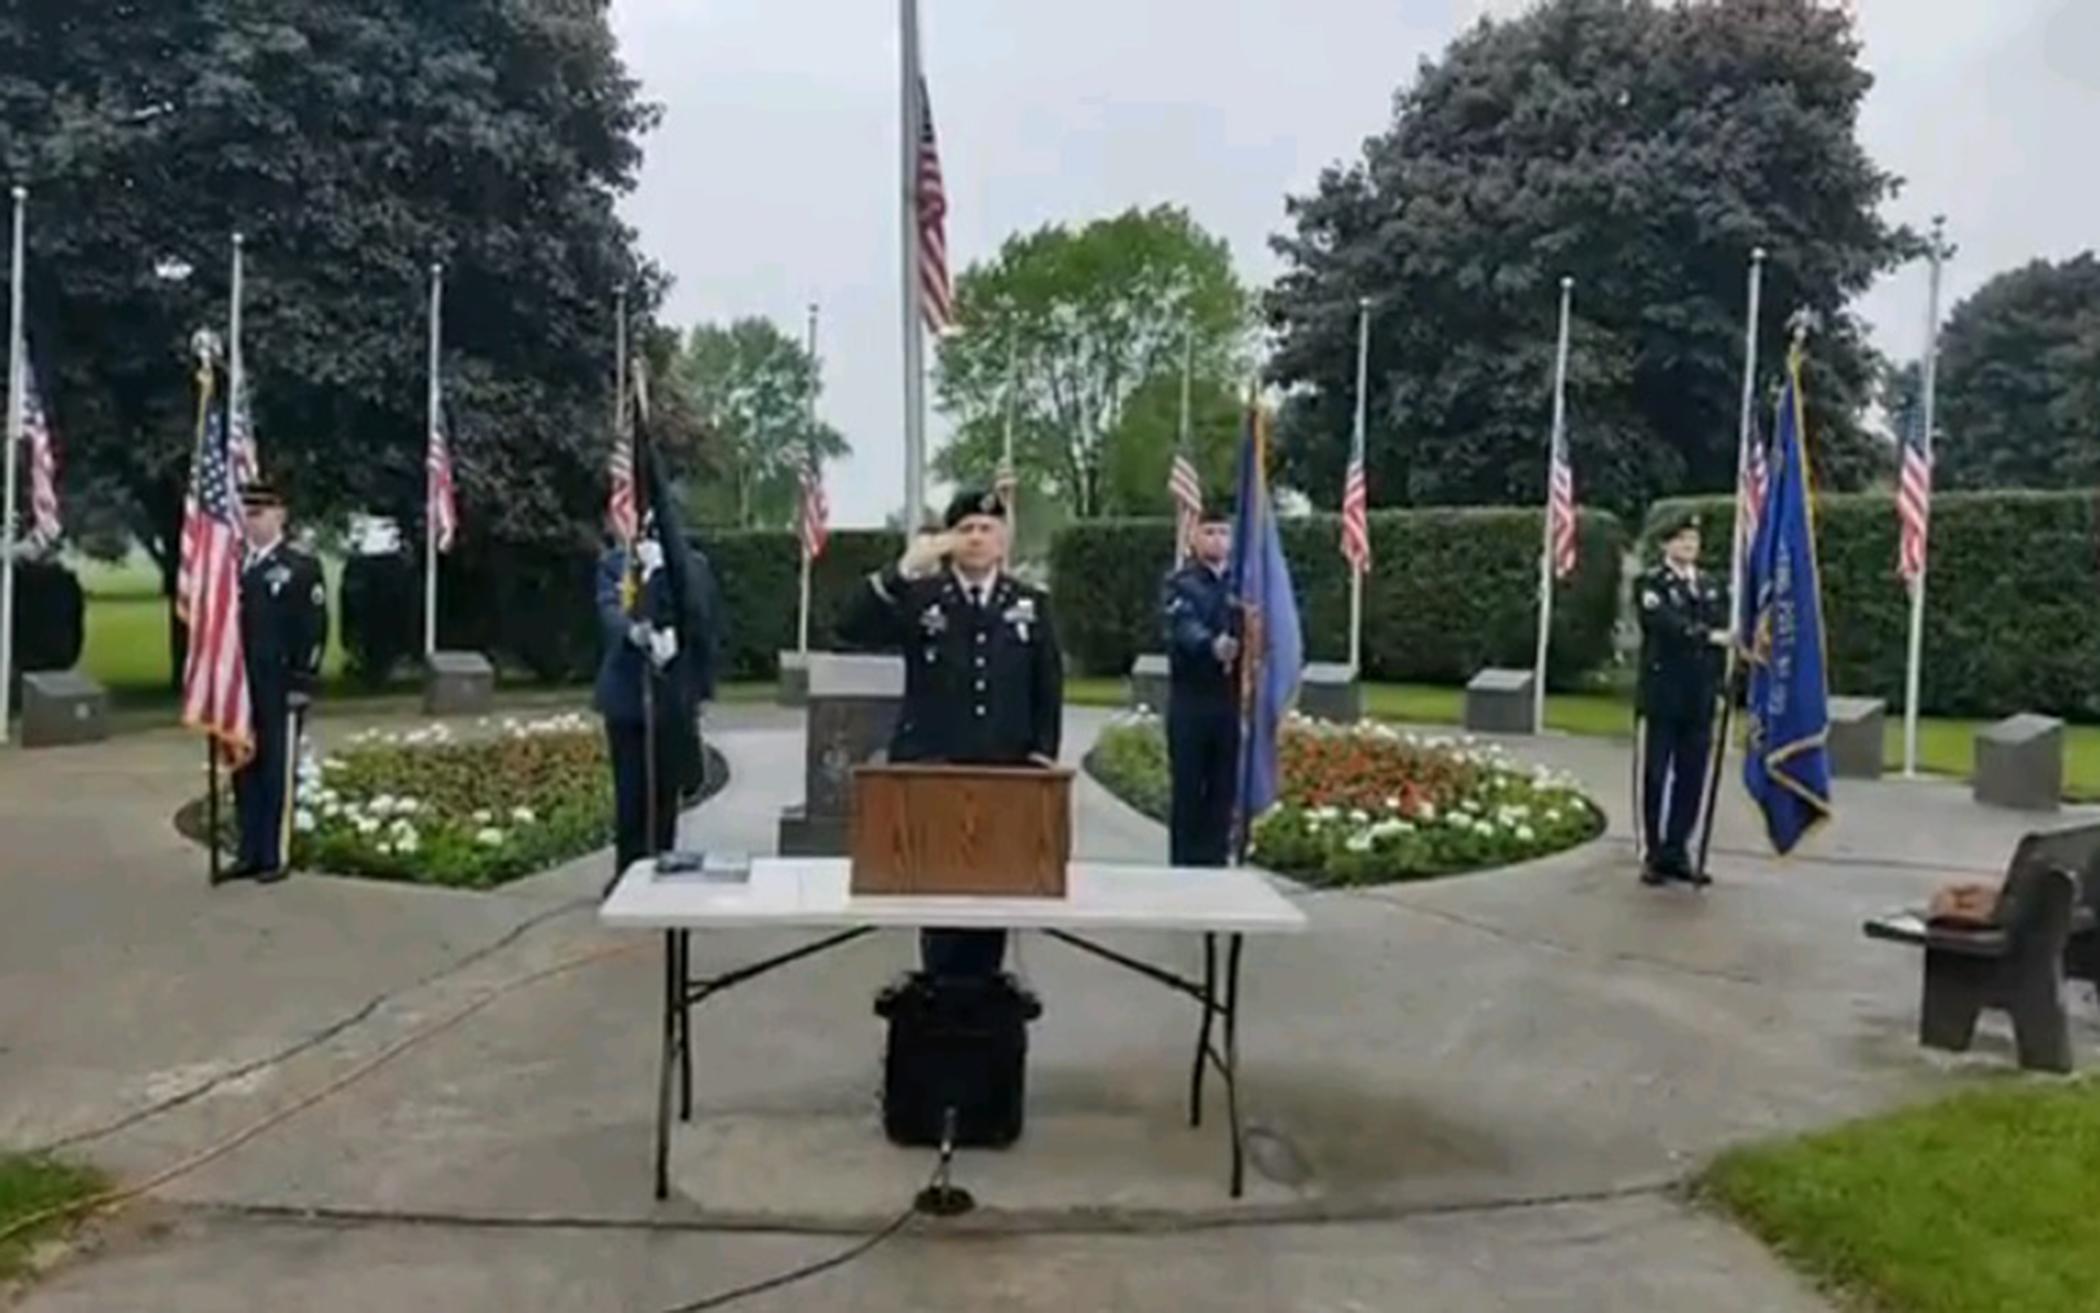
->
xmin=475 ymin=827 xmax=507 ymax=847
xmin=322 ymin=801 xmax=343 ymax=820
xmin=1516 ymin=825 xmax=1536 ymax=842
xmin=294 ymin=808 xmax=316 ymax=833
xmin=1344 ymin=831 xmax=1374 ymax=854
xmin=1473 ymin=819 xmax=1495 ymax=836
xmin=1348 ymin=809 xmax=1369 ymax=825
xmin=510 ymin=806 xmax=537 ymax=825
xmin=473 ymin=809 xmax=494 ymax=824
xmin=397 ymin=832 xmax=420 ymax=854
xmin=369 ymin=794 xmax=397 ymax=817
xmin=355 ymin=817 xmax=381 ymax=836
xmin=377 ymin=841 xmax=395 ymax=855
xmin=1545 ymin=809 xmax=1563 ymax=824
xmin=1383 ymin=795 xmax=1403 ymax=811
xmin=390 ymin=817 xmax=416 ymax=836
xmin=322 ymin=756 xmax=345 ymax=773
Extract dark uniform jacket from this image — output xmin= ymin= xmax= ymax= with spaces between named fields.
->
xmin=1161 ymin=563 xmax=1240 ymax=710
xmin=240 ymin=541 xmax=327 ymax=707
xmin=593 ymin=537 xmax=720 ymax=725
xmin=838 ymin=566 xmax=1062 ymax=766
xmin=1636 ymin=562 xmax=1725 ymax=722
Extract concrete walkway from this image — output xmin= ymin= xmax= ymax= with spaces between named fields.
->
xmin=4 ymin=702 xmax=2094 ymax=1311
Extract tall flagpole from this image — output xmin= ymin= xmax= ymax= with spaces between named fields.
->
xmin=1001 ymin=330 xmax=1019 ymax=546
xmin=1531 ymin=276 xmax=1574 ymax=735
xmin=0 ymin=186 xmax=25 ymax=745
xmin=228 ymin=232 xmax=246 ymax=465
xmin=1729 ymin=248 xmax=1767 ymax=647
xmin=1903 ymin=217 xmax=1947 ymax=778
xmin=1174 ymin=320 xmax=1193 ymax=568
xmin=1349 ymin=295 xmax=1371 ymax=675
xmin=798 ymin=301 xmax=818 ymax=656
xmin=424 ymin=262 xmax=443 ymax=658
xmin=898 ymin=0 xmax=927 ymax=530
xmin=613 ymin=286 xmax=629 ymax=456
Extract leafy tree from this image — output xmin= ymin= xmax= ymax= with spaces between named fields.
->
xmin=1 ymin=0 xmax=665 ymax=678
xmin=1268 ymin=0 xmax=1916 ymax=518
xmin=933 ymin=205 xmax=1250 ymax=520
xmin=672 ymin=317 xmax=846 ymax=531
xmin=1932 ymin=253 xmax=2100 ymax=491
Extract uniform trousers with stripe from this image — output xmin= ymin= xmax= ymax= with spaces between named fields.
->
xmin=235 ymin=698 xmax=306 ymax=873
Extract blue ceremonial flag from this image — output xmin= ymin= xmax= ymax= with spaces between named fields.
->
xmin=1741 ymin=346 xmax=1834 ymax=855
xmin=1230 ymin=402 xmax=1304 ymax=852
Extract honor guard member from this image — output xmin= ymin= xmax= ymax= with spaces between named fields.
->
xmin=838 ymin=487 xmax=1064 ymax=978
xmin=595 ymin=513 xmax=718 ymax=892
xmin=1636 ymin=511 xmax=1730 ymax=886
xmin=1161 ymin=507 xmax=1240 ymax=867
xmin=229 ymin=482 xmax=327 ymax=884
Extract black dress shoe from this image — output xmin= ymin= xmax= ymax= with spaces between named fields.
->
xmin=217 ymin=862 xmax=260 ymax=883
xmin=1640 ymin=863 xmax=1670 ymax=886
xmin=253 ymin=867 xmax=288 ymax=885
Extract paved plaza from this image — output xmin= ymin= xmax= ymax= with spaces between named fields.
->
xmin=3 ymin=702 xmax=2095 ymax=1311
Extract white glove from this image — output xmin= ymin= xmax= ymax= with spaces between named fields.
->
xmin=1212 ymin=634 xmax=1240 ymax=666
xmin=649 ymin=628 xmax=679 ymax=668
xmin=635 ymin=538 xmax=665 ymax=577
xmin=627 ymin=622 xmax=652 ymax=650
xmin=898 ymin=532 xmax=952 ymax=580
xmin=1707 ymin=629 xmax=1733 ymax=648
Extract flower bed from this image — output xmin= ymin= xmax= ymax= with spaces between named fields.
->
xmin=289 ymin=713 xmax=615 ymax=888
xmin=1087 ymin=710 xmax=1603 ymax=885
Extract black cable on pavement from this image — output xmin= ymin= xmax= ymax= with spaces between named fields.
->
xmin=657 ymin=1175 xmax=930 ymax=1313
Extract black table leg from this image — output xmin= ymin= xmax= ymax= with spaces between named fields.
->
xmin=1224 ymin=933 xmax=1245 ymax=1199
xmin=675 ymin=930 xmax=694 ymax=1123
xmin=1190 ymin=932 xmax=1217 ymax=1128
xmin=654 ymin=930 xmax=677 ymax=1201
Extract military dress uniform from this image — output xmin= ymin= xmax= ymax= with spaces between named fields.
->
xmin=1161 ymin=559 xmax=1240 ymax=867
xmin=232 ymin=524 xmax=327 ymax=882
xmin=1635 ymin=551 xmax=1726 ymax=883
xmin=595 ymin=531 xmax=719 ymax=887
xmin=836 ymin=491 xmax=1063 ymax=977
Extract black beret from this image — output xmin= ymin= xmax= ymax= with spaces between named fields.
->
xmin=943 ymin=487 xmax=1007 ymax=529
xmin=239 ymin=481 xmax=285 ymax=509
xmin=1197 ymin=499 xmax=1235 ymax=524
xmin=1658 ymin=510 xmax=1702 ymax=540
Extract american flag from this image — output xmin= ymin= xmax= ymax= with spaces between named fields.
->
xmin=607 ymin=390 xmax=637 ymax=545
xmin=914 ymin=77 xmax=953 ymax=335
xmin=1167 ymin=442 xmax=1203 ymax=559
xmin=20 ymin=350 xmax=60 ymax=547
xmin=1897 ymin=400 xmax=1932 ymax=583
xmin=1739 ymin=418 xmax=1770 ymax=559
xmin=1340 ymin=423 xmax=1371 ymax=574
xmin=428 ymin=401 xmax=458 ymax=553
xmin=1546 ymin=423 xmax=1577 ymax=580
xmin=177 ymin=365 xmax=253 ymax=766
xmin=798 ymin=445 xmax=829 ymax=561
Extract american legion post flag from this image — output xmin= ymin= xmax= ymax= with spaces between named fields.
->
xmin=1740 ymin=344 xmax=1833 ymax=855
xmin=177 ymin=359 xmax=253 ymax=765
xmin=1228 ymin=402 xmax=1304 ymax=857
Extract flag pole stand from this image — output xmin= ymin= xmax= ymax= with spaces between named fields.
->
xmin=1692 ymin=676 xmax=1733 ymax=886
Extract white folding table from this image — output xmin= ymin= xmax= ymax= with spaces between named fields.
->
xmin=600 ymin=857 xmax=1308 ymax=1201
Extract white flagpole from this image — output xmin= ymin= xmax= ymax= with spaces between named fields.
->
xmin=1349 ymin=295 xmax=1371 ymax=676
xmin=228 ymin=232 xmax=245 ymax=472
xmin=1532 ymin=276 xmax=1573 ymax=735
xmin=798 ymin=301 xmax=818 ymax=656
xmin=1175 ymin=320 xmax=1193 ymax=568
xmin=424 ymin=262 xmax=443 ymax=659
xmin=1903 ymin=217 xmax=1947 ymax=778
xmin=898 ymin=0 xmax=927 ymax=530
xmin=0 ymin=185 xmax=25 ymax=744
xmin=613 ymin=286 xmax=628 ymax=440
xmin=1729 ymin=248 xmax=1766 ymax=648
xmin=1001 ymin=330 xmax=1019 ymax=546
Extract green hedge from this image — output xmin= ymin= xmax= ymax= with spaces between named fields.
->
xmin=1645 ymin=490 xmax=2100 ymax=720
xmin=6 ymin=558 xmax=84 ymax=701
xmin=692 ymin=529 xmax=902 ymax=680
xmin=1049 ymin=508 xmax=1628 ymax=684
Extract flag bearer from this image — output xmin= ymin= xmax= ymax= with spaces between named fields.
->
xmin=1635 ymin=512 xmax=1730 ymax=886
xmin=229 ymin=482 xmax=327 ymax=884
xmin=1160 ymin=506 xmax=1240 ymax=867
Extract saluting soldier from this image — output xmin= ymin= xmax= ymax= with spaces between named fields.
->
xmin=1635 ymin=511 xmax=1730 ymax=886
xmin=837 ymin=487 xmax=1063 ymax=978
xmin=1161 ymin=507 xmax=1240 ymax=867
xmin=228 ymin=482 xmax=328 ymax=884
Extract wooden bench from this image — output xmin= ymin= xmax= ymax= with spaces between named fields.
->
xmin=1864 ymin=822 xmax=2100 ymax=1074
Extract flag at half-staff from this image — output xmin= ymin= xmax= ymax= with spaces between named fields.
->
xmin=1740 ymin=332 xmax=1834 ymax=855
xmin=177 ymin=334 xmax=254 ymax=767
xmin=19 ymin=345 xmax=60 ymax=548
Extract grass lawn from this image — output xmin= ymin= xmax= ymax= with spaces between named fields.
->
xmin=76 ymin=552 xmax=349 ymax=699
xmin=0 ymin=1154 xmax=103 ymax=1278
xmin=1704 ymin=1078 xmax=2100 ymax=1313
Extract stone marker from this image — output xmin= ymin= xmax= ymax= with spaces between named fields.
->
xmin=779 ymin=653 xmax=904 ymax=856
xmin=1299 ymin=662 xmax=1362 ymax=724
xmin=777 ymin=651 xmax=810 ymax=707
xmin=1826 ymin=696 xmax=1886 ymax=780
xmin=1464 ymin=668 xmax=1535 ymax=735
xmin=422 ymin=650 xmax=495 ymax=716
xmin=20 ymin=670 xmax=108 ymax=748
xmin=1974 ymin=713 xmax=2063 ymax=812
xmin=1129 ymin=653 xmax=1169 ymax=714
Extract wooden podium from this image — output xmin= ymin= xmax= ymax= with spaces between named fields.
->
xmin=849 ymin=764 xmax=1073 ymax=897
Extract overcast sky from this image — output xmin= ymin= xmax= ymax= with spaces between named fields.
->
xmin=608 ymin=0 xmax=2100 ymax=527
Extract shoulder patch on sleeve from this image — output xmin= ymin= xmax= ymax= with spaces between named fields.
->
xmin=1640 ymin=590 xmax=1660 ymax=611
xmin=311 ymin=582 xmax=326 ymax=606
